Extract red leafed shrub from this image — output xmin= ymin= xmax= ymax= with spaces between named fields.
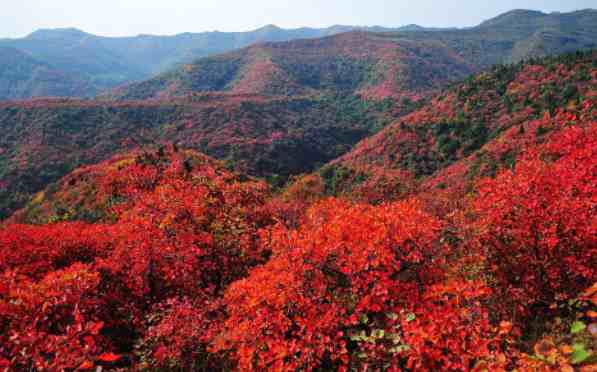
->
xmin=96 ymin=149 xmax=275 ymax=367
xmin=0 ymin=223 xmax=114 ymax=280
xmin=473 ymin=125 xmax=597 ymax=319
xmin=0 ymin=264 xmax=110 ymax=371
xmin=98 ymin=149 xmax=274 ymax=301
xmin=401 ymin=279 xmax=506 ymax=371
xmin=140 ymin=297 xmax=230 ymax=371
xmin=213 ymin=198 xmax=499 ymax=370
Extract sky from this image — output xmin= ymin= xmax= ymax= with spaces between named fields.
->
xmin=2 ymin=0 xmax=596 ymax=38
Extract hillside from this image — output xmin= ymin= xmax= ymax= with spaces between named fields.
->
xmin=388 ymin=8 xmax=597 ymax=68
xmin=3 ymin=15 xmax=597 ymax=219
xmin=7 ymin=147 xmax=263 ymax=224
xmin=0 ymin=93 xmax=406 ymax=219
xmin=309 ymin=50 xmax=597 ymax=208
xmin=110 ymin=32 xmax=474 ymax=100
xmin=0 ymin=29 xmax=145 ymax=91
xmin=112 ymin=9 xmax=597 ymax=100
xmin=2 ymin=9 xmax=597 ymax=218
xmin=0 ymin=24 xmax=418 ymax=96
xmin=0 ymin=47 xmax=93 ymax=99
xmin=11 ymin=50 xmax=597 ymax=222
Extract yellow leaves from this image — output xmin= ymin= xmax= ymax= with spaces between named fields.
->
xmin=561 ymin=345 xmax=574 ymax=355
xmin=561 ymin=365 xmax=575 ymax=372
xmin=471 ymin=360 xmax=495 ymax=372
xmin=158 ymin=212 xmax=176 ymax=229
xmin=584 ymin=283 xmax=597 ymax=297
xmin=533 ymin=338 xmax=556 ymax=357
xmin=109 ymin=157 xmax=136 ymax=171
xmin=30 ymin=191 xmax=46 ymax=205
xmin=582 ymin=282 xmax=597 ymax=306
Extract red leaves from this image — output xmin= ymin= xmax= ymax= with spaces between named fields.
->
xmin=78 ymin=360 xmax=94 ymax=370
xmin=401 ymin=279 xmax=504 ymax=371
xmin=472 ymin=124 xmax=597 ymax=320
xmin=0 ymin=223 xmax=114 ymax=280
xmin=97 ymin=352 xmax=121 ymax=362
xmin=214 ymin=198 xmax=444 ymax=371
xmin=89 ymin=321 xmax=104 ymax=335
xmin=0 ymin=264 xmax=111 ymax=370
xmin=0 ymin=148 xmax=276 ymax=370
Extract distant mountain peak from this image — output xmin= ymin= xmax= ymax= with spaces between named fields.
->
xmin=256 ymin=24 xmax=282 ymax=32
xmin=399 ymin=24 xmax=426 ymax=31
xmin=502 ymin=9 xmax=546 ymax=16
xmin=479 ymin=9 xmax=547 ymax=27
xmin=26 ymin=27 xmax=90 ymax=40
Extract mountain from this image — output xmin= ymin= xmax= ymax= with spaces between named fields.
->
xmin=109 ymin=31 xmax=474 ymax=100
xmin=478 ymin=9 xmax=549 ymax=28
xmin=3 ymin=8 xmax=596 ymax=99
xmin=0 ymin=29 xmax=145 ymax=90
xmin=2 ymin=9 xmax=597 ymax=218
xmin=309 ymin=50 xmax=597 ymax=207
xmin=0 ymin=47 xmax=93 ymax=99
xmin=111 ymin=9 xmax=597 ymax=100
xmin=5 ymin=50 xmax=595 ymax=222
xmin=398 ymin=8 xmax=597 ymax=68
xmin=0 ymin=24 xmax=413 ymax=96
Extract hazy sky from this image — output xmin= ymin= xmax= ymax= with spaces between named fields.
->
xmin=2 ymin=0 xmax=595 ymax=38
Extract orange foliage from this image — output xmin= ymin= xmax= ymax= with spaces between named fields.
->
xmin=473 ymin=125 xmax=597 ymax=320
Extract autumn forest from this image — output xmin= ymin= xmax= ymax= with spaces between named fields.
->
xmin=0 ymin=7 xmax=596 ymax=372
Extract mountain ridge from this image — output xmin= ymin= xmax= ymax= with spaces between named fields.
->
xmin=0 ymin=23 xmax=440 ymax=99
xmin=3 ymin=8 xmax=595 ymax=99
xmin=108 ymin=31 xmax=475 ymax=100
xmin=110 ymin=9 xmax=597 ymax=100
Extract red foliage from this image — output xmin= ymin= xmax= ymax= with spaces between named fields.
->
xmin=401 ymin=279 xmax=505 ymax=371
xmin=337 ymin=53 xmax=597 ymax=210
xmin=473 ymin=125 xmax=597 ymax=319
xmin=0 ymin=148 xmax=276 ymax=370
xmin=0 ymin=223 xmax=113 ymax=280
xmin=1 ymin=53 xmax=595 ymax=371
xmin=99 ymin=150 xmax=273 ymax=299
xmin=213 ymin=198 xmax=504 ymax=370
xmin=0 ymin=264 xmax=109 ymax=371
xmin=142 ymin=297 xmax=230 ymax=370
